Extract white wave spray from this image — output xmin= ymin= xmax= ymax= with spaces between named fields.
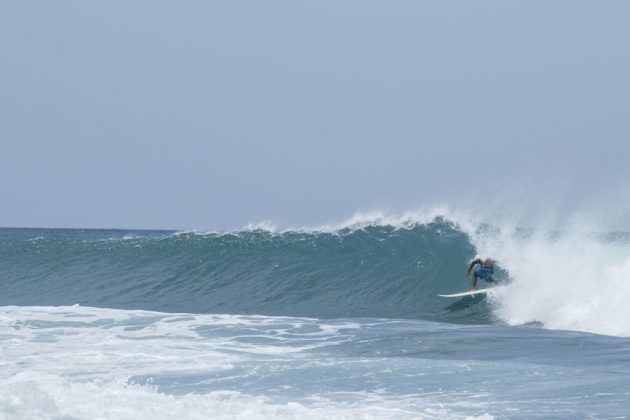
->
xmin=463 ymin=218 xmax=630 ymax=337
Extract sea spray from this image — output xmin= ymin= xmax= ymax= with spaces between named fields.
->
xmin=467 ymin=225 xmax=630 ymax=336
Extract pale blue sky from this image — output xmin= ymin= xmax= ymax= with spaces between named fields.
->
xmin=1 ymin=1 xmax=629 ymax=230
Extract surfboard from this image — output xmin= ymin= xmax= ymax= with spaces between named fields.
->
xmin=438 ymin=288 xmax=492 ymax=298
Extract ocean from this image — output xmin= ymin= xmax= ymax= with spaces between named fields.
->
xmin=1 ymin=214 xmax=630 ymax=419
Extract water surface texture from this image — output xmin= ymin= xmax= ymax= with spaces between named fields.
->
xmin=2 ymin=217 xmax=629 ymax=419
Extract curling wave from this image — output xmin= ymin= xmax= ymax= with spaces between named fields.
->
xmin=3 ymin=211 xmax=630 ymax=336
xmin=0 ymin=219 xmax=491 ymax=324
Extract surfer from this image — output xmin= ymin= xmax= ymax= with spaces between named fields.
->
xmin=466 ymin=258 xmax=496 ymax=291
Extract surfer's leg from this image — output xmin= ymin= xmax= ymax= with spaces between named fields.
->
xmin=471 ymin=273 xmax=478 ymax=290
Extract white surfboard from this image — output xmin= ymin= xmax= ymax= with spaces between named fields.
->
xmin=438 ymin=288 xmax=492 ymax=298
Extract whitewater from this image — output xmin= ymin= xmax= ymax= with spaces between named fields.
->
xmin=2 ymin=212 xmax=630 ymax=419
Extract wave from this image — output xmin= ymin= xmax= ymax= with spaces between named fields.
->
xmin=2 ymin=210 xmax=630 ymax=336
xmin=0 ymin=218 xmax=491 ymax=324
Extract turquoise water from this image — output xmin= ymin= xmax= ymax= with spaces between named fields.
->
xmin=1 ymin=218 xmax=630 ymax=418
xmin=0 ymin=221 xmax=491 ymax=321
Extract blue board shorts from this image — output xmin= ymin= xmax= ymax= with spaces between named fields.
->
xmin=475 ymin=266 xmax=494 ymax=280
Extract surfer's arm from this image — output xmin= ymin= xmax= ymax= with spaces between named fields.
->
xmin=466 ymin=258 xmax=482 ymax=276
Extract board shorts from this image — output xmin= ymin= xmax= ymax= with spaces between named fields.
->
xmin=474 ymin=266 xmax=494 ymax=280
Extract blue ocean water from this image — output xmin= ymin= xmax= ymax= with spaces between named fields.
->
xmin=1 ymin=217 xmax=630 ymax=419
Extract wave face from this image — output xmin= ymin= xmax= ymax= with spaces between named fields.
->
xmin=0 ymin=220 xmax=493 ymax=324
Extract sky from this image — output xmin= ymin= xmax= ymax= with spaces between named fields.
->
xmin=1 ymin=1 xmax=629 ymax=230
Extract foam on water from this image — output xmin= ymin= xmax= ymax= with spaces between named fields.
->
xmin=3 ymin=305 xmax=630 ymax=419
xmin=1 ymin=306 xmax=504 ymax=420
xmin=4 ymin=371 xmax=477 ymax=420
